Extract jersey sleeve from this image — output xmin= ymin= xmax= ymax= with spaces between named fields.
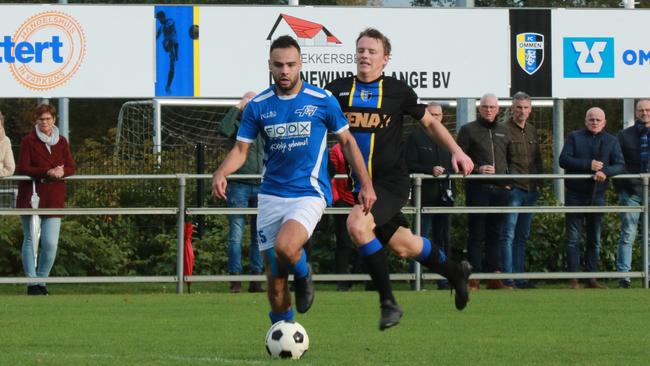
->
xmin=324 ymin=90 xmax=349 ymax=135
xmin=236 ymin=103 xmax=260 ymax=143
xmin=401 ymin=83 xmax=426 ymax=121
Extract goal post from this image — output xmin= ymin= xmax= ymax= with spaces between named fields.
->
xmin=115 ymin=98 xmax=239 ymax=168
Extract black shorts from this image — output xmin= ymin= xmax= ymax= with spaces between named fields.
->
xmin=356 ymin=176 xmax=410 ymax=244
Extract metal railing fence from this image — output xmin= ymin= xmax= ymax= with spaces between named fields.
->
xmin=0 ymin=173 xmax=648 ymax=293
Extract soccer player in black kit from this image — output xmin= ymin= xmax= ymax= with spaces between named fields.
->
xmin=325 ymin=28 xmax=474 ymax=330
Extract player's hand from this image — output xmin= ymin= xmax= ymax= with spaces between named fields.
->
xmin=593 ymin=170 xmax=607 ymax=183
xmin=358 ymin=183 xmax=377 ymax=215
xmin=451 ymin=151 xmax=474 ymax=177
xmin=211 ymin=171 xmax=228 ymax=200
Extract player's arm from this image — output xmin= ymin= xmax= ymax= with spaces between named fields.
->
xmin=420 ymin=111 xmax=474 ymax=176
xmin=211 ymin=141 xmax=251 ymax=199
xmin=335 ymin=130 xmax=376 ymax=214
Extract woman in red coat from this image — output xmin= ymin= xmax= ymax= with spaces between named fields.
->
xmin=17 ymin=104 xmax=76 ymax=295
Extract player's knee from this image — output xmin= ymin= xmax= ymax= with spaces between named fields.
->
xmin=275 ymin=241 xmax=299 ymax=262
xmin=347 ymin=208 xmax=376 ymax=245
xmin=392 ymin=246 xmax=411 ymax=259
xmin=346 ymin=217 xmax=369 ymax=245
xmin=388 ymin=233 xmax=420 ymax=259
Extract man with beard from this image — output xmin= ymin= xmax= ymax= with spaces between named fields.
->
xmin=212 ymin=35 xmax=375 ymax=325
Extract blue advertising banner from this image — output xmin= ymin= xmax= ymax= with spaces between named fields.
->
xmin=155 ymin=5 xmax=197 ymax=97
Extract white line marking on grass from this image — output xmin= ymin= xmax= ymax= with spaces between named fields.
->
xmin=22 ymin=351 xmax=278 ymax=365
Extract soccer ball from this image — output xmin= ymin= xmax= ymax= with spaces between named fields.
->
xmin=265 ymin=320 xmax=309 ymax=359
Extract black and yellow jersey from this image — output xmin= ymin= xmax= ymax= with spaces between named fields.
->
xmin=325 ymin=75 xmax=426 ymax=191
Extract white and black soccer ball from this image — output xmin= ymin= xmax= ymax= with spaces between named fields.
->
xmin=265 ymin=320 xmax=309 ymax=359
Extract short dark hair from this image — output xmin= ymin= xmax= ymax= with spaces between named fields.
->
xmin=512 ymin=91 xmax=531 ymax=102
xmin=356 ymin=28 xmax=391 ymax=56
xmin=636 ymin=98 xmax=650 ymax=109
xmin=35 ymin=104 xmax=56 ymax=119
xmin=270 ymin=35 xmax=301 ymax=54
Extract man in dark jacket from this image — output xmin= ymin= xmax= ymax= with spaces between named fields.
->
xmin=501 ymin=92 xmax=544 ymax=289
xmin=559 ymin=107 xmax=624 ymax=289
xmin=614 ymin=99 xmax=650 ymax=289
xmin=405 ymin=102 xmax=454 ymax=290
xmin=217 ymin=91 xmax=265 ymax=293
xmin=457 ymin=93 xmax=512 ymax=290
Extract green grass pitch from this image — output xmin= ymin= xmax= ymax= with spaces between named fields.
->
xmin=1 ymin=285 xmax=649 ymax=365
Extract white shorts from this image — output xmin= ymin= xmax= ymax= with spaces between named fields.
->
xmin=256 ymin=194 xmax=326 ymax=252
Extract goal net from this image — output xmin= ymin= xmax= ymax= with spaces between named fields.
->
xmin=115 ymin=99 xmax=236 ymax=172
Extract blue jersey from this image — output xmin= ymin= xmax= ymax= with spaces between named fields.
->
xmin=237 ymin=83 xmax=349 ymax=204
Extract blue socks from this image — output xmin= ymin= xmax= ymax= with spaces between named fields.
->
xmin=265 ymin=247 xmax=309 ymax=279
xmin=359 ymin=238 xmax=382 ymax=257
xmin=416 ymin=237 xmax=446 ymax=265
xmin=269 ymin=308 xmax=294 ymax=324
xmin=288 ymin=249 xmax=308 ymax=279
xmin=416 ymin=237 xmax=432 ymax=262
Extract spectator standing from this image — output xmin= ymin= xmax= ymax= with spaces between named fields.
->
xmin=501 ymin=92 xmax=544 ymax=289
xmin=328 ymin=143 xmax=356 ymax=291
xmin=217 ymin=91 xmax=265 ymax=293
xmin=559 ymin=107 xmax=624 ymax=289
xmin=457 ymin=93 xmax=512 ymax=290
xmin=0 ymin=110 xmax=16 ymax=177
xmin=405 ymin=102 xmax=454 ymax=290
xmin=17 ymin=104 xmax=76 ymax=296
xmin=614 ymin=99 xmax=650 ymax=289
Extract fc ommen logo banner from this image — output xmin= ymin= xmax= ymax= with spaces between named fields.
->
xmin=516 ymin=32 xmax=544 ymax=75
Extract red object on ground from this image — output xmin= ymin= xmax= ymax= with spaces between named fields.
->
xmin=184 ymin=222 xmax=195 ymax=291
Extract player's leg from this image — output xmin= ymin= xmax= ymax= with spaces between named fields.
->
xmin=388 ymin=226 xmax=472 ymax=311
xmin=257 ymin=194 xmax=294 ymax=323
xmin=275 ymin=196 xmax=325 ymax=314
xmin=264 ymin=249 xmax=293 ymax=324
xmin=347 ymin=205 xmax=401 ymax=330
xmin=275 ymin=219 xmax=313 ymax=313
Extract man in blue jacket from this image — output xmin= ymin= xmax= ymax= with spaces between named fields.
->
xmin=559 ymin=107 xmax=625 ymax=289
xmin=614 ymin=99 xmax=650 ymax=289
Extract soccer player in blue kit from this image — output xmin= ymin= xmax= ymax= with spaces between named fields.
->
xmin=326 ymin=28 xmax=475 ymax=330
xmin=212 ymin=35 xmax=375 ymax=325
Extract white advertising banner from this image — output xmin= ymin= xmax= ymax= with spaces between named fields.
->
xmin=552 ymin=9 xmax=650 ymax=98
xmin=198 ymin=7 xmax=511 ymax=98
xmin=0 ymin=5 xmax=153 ymax=98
